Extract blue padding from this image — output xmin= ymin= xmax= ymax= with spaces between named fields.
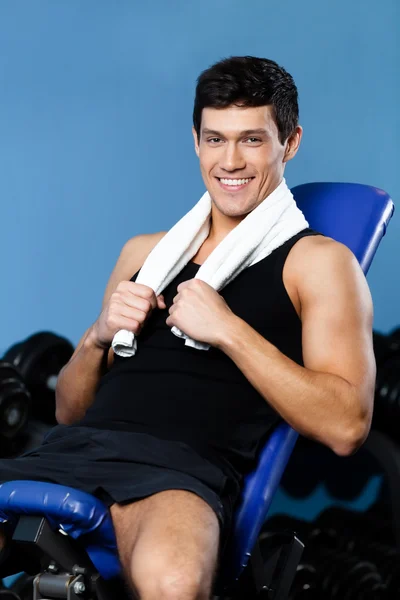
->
xmin=292 ymin=182 xmax=394 ymax=274
xmin=2 ymin=573 xmax=24 ymax=588
xmin=219 ymin=423 xmax=298 ymax=583
xmin=0 ymin=183 xmax=394 ymax=589
xmin=0 ymin=481 xmax=120 ymax=580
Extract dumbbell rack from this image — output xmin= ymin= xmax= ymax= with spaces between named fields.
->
xmin=363 ymin=429 xmax=400 ymax=549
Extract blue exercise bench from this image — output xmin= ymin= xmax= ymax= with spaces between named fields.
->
xmin=0 ymin=182 xmax=394 ymax=599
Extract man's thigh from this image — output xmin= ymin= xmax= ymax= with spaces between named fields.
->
xmin=110 ymin=489 xmax=221 ymax=598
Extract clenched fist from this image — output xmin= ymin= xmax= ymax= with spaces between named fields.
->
xmin=92 ymin=281 xmax=166 ymax=349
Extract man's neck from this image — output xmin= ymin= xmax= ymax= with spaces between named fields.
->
xmin=207 ymin=211 xmax=243 ymax=246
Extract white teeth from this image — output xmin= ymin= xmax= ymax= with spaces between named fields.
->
xmin=220 ymin=178 xmax=252 ymax=186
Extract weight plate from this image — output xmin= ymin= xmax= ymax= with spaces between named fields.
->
xmin=0 ymin=361 xmax=30 ymax=441
xmin=4 ymin=332 xmax=74 ymax=424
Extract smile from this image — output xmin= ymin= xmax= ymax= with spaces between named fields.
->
xmin=217 ymin=177 xmax=254 ymax=191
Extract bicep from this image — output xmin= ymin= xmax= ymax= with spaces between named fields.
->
xmin=300 ymin=243 xmax=376 ymax=411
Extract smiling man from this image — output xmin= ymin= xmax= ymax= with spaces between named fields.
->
xmin=0 ymin=57 xmax=375 ymax=600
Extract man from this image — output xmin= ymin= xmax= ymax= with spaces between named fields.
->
xmin=0 ymin=56 xmax=375 ymax=600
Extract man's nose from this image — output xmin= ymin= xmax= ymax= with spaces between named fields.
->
xmin=219 ymin=143 xmax=246 ymax=171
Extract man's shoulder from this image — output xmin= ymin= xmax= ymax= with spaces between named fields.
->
xmin=122 ymin=231 xmax=168 ymax=267
xmin=286 ymin=232 xmax=360 ymax=299
xmin=291 ymin=233 xmax=354 ymax=267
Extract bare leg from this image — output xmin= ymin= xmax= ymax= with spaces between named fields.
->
xmin=110 ymin=489 xmax=221 ymax=600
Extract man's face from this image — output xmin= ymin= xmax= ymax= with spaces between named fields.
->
xmin=193 ymin=104 xmax=301 ymax=219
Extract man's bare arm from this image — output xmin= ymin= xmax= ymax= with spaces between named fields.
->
xmin=55 ymin=232 xmax=166 ymax=425
xmin=215 ymin=240 xmax=376 ymax=456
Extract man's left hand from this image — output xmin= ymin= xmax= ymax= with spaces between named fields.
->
xmin=166 ymin=279 xmax=235 ymax=347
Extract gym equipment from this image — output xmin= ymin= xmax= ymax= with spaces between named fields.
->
xmin=0 ymin=182 xmax=393 ymax=599
xmin=316 ymin=505 xmax=395 ymax=547
xmin=286 ymin=564 xmax=318 ymax=599
xmin=370 ymin=326 xmax=400 ymax=441
xmin=373 ymin=354 xmax=400 ymax=439
xmin=373 ymin=330 xmax=392 ymax=369
xmin=313 ymin=552 xmax=386 ymax=599
xmin=387 ymin=327 xmax=400 ymax=356
xmin=262 ymin=512 xmax=391 ymax=599
xmin=6 ymin=575 xmax=35 ymax=600
xmin=3 ymin=332 xmax=74 ymax=425
xmin=0 ymin=362 xmax=30 ymax=453
xmin=0 ymin=573 xmax=33 ymax=600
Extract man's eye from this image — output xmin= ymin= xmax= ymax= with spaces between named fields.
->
xmin=246 ymin=138 xmax=261 ymax=143
xmin=208 ymin=138 xmax=222 ymax=143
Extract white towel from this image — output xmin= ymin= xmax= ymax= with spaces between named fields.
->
xmin=112 ymin=178 xmax=308 ymax=357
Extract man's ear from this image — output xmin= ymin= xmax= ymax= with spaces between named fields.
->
xmin=283 ymin=125 xmax=303 ymax=163
xmin=192 ymin=126 xmax=200 ymax=157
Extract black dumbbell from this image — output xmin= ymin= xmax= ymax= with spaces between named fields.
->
xmin=373 ymin=328 xmax=400 ymax=367
xmin=263 ymin=512 xmax=390 ymax=599
xmin=373 ymin=355 xmax=400 ymax=438
xmin=297 ymin=538 xmax=387 ymax=599
xmin=387 ymin=327 xmax=400 ymax=357
xmin=352 ymin=539 xmax=400 ymax=595
xmin=316 ymin=506 xmax=394 ymax=547
xmin=373 ymin=331 xmax=392 ymax=369
xmin=3 ymin=332 xmax=74 ymax=425
xmin=0 ymin=361 xmax=31 ymax=453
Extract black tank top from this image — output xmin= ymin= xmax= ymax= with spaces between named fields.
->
xmin=80 ymin=227 xmax=323 ymax=482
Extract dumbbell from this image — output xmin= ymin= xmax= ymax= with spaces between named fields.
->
xmin=373 ymin=355 xmax=400 ymax=439
xmin=262 ymin=513 xmax=388 ymax=599
xmin=370 ymin=327 xmax=400 ymax=440
xmin=317 ymin=507 xmax=400 ymax=594
xmin=0 ymin=361 xmax=30 ymax=453
xmin=352 ymin=539 xmax=400 ymax=595
xmin=3 ymin=332 xmax=74 ymax=425
xmin=386 ymin=327 xmax=400 ymax=356
xmin=315 ymin=551 xmax=387 ymax=600
xmin=373 ymin=328 xmax=400 ymax=367
xmin=373 ymin=331 xmax=392 ymax=369
xmin=316 ymin=506 xmax=394 ymax=547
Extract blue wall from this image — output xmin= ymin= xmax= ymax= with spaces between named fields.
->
xmin=0 ymin=0 xmax=398 ymax=352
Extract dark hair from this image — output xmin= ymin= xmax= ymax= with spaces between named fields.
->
xmin=193 ymin=56 xmax=299 ymax=145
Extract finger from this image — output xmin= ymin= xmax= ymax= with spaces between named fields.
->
xmin=157 ymin=294 xmax=166 ymax=308
xmin=110 ymin=316 xmax=142 ymax=335
xmin=168 ymin=303 xmax=177 ymax=315
xmin=119 ymin=306 xmax=148 ymax=325
xmin=116 ymin=293 xmax=154 ymax=313
xmin=171 ymin=292 xmax=180 ymax=305
xmin=176 ymin=280 xmax=192 ymax=293
xmin=119 ymin=282 xmax=157 ymax=309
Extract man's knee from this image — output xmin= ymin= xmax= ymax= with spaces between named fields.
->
xmin=131 ymin=554 xmax=210 ymax=600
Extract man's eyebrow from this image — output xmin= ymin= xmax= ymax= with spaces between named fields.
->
xmin=202 ymin=128 xmax=268 ymax=137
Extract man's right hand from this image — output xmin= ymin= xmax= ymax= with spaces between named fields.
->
xmin=92 ymin=281 xmax=166 ymax=349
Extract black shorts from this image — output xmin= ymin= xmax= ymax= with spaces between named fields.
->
xmin=0 ymin=425 xmax=239 ymax=552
